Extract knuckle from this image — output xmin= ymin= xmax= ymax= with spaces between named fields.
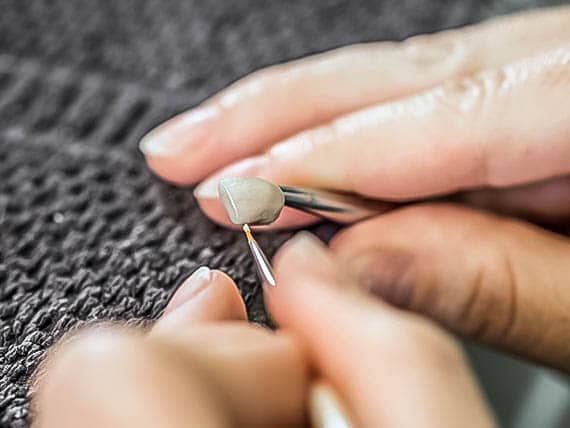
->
xmin=398 ymin=32 xmax=468 ymax=70
xmin=313 ymin=122 xmax=346 ymax=152
xmin=352 ymin=249 xmax=418 ymax=310
xmin=271 ymin=122 xmax=345 ymax=157
xmin=452 ymin=217 xmax=523 ymax=345
xmin=458 ymin=246 xmax=510 ymax=340
xmin=496 ymin=46 xmax=570 ymax=98
xmin=401 ymin=33 xmax=447 ymax=53
xmin=435 ymin=70 xmax=508 ymax=185
xmin=498 ymin=249 xmax=518 ymax=343
xmin=215 ymin=65 xmax=280 ymax=109
xmin=436 ymin=69 xmax=501 ymax=119
xmin=532 ymin=46 xmax=570 ymax=87
xmin=297 ymin=126 xmax=335 ymax=152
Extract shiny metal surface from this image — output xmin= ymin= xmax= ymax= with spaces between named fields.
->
xmin=280 ymin=185 xmax=392 ymax=224
xmin=243 ymin=224 xmax=276 ymax=287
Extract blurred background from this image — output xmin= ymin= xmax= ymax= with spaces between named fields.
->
xmin=0 ymin=1 xmax=569 ymax=427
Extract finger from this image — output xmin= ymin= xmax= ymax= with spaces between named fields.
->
xmin=194 ymin=44 xmax=570 ymax=208
xmin=34 ymin=328 xmax=231 ymax=428
xmin=35 ymin=325 xmax=307 ymax=428
xmin=150 ymin=324 xmax=307 ymax=428
xmin=459 ymin=175 xmax=570 ymax=223
xmin=141 ymin=7 xmax=570 ymax=185
xmin=267 ymin=233 xmax=495 ymax=428
xmin=330 ymin=204 xmax=570 ymax=372
xmin=151 ymin=266 xmax=247 ymax=336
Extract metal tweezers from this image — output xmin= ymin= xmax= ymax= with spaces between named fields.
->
xmin=246 ymin=186 xmax=392 ymax=287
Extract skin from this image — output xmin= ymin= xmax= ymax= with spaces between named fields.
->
xmin=36 ymin=5 xmax=570 ymax=427
xmin=34 ymin=268 xmax=307 ymax=428
xmin=140 ymin=5 xmax=570 ymax=227
xmin=34 ymin=249 xmax=495 ymax=427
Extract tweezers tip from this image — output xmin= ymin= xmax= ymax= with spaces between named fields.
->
xmin=242 ymin=224 xmax=253 ymax=240
xmin=242 ymin=224 xmax=277 ymax=287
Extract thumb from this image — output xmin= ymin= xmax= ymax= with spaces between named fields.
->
xmin=331 ymin=204 xmax=570 ymax=372
xmin=267 ymin=232 xmax=495 ymax=428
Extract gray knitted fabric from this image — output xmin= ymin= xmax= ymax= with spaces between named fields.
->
xmin=0 ymin=1 xmax=567 ymax=426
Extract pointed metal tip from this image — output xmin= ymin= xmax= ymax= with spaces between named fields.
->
xmin=242 ymin=224 xmax=277 ymax=287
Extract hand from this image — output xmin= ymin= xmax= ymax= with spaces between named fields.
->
xmin=137 ymin=3 xmax=570 ymax=380
xmin=34 ymin=238 xmax=497 ymax=427
xmin=33 ymin=268 xmax=306 ymax=428
xmin=269 ymin=233 xmax=496 ymax=427
xmin=139 ymin=6 xmax=570 ymax=228
xmin=330 ymin=203 xmax=570 ymax=373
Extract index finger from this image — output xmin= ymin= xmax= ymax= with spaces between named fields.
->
xmin=194 ymin=45 xmax=570 ymax=228
xmin=140 ymin=7 xmax=570 ymax=186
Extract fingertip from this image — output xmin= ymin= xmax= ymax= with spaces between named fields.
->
xmin=144 ymin=155 xmax=203 ymax=186
xmin=268 ymin=233 xmax=353 ymax=331
xmin=152 ymin=268 xmax=247 ymax=336
xmin=140 ymin=106 xmax=226 ymax=185
xmin=211 ymin=270 xmax=248 ymax=320
xmin=272 ymin=232 xmax=332 ymax=280
xmin=144 ymin=143 xmax=224 ymax=186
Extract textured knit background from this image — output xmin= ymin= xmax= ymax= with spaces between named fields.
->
xmin=0 ymin=1 xmax=568 ymax=427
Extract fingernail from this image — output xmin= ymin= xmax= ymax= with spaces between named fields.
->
xmin=193 ymin=177 xmax=219 ymax=199
xmin=193 ymin=156 xmax=268 ymax=200
xmin=139 ymin=106 xmax=219 ymax=157
xmin=348 ymin=249 xmax=416 ymax=308
xmin=163 ymin=266 xmax=212 ymax=314
xmin=286 ymin=232 xmax=327 ymax=257
xmin=309 ymin=382 xmax=354 ymax=428
xmin=278 ymin=232 xmax=335 ymax=277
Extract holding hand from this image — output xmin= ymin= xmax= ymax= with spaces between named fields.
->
xmin=140 ymin=6 xmax=570 ymax=227
xmin=35 ymin=237 xmax=496 ymax=427
xmin=35 ymin=5 xmax=570 ymax=428
xmin=138 ymin=4 xmax=570 ymax=371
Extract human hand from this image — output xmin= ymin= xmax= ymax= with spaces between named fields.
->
xmin=268 ymin=232 xmax=497 ymax=427
xmin=137 ymin=3 xmax=570 ymax=380
xmin=33 ymin=268 xmax=307 ymax=428
xmin=34 ymin=237 xmax=498 ymax=427
xmin=330 ymin=201 xmax=570 ymax=375
xmin=140 ymin=6 xmax=570 ymax=228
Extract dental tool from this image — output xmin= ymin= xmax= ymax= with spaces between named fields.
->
xmin=242 ymin=224 xmax=276 ymax=287
xmin=217 ymin=177 xmax=281 ymax=287
xmin=218 ymin=177 xmax=391 ymax=226
xmin=217 ymin=177 xmax=392 ymax=288
xmin=217 ymin=177 xmax=358 ymax=428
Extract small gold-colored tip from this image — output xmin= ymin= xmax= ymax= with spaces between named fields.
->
xmin=241 ymin=223 xmax=277 ymax=287
xmin=242 ymin=224 xmax=253 ymax=241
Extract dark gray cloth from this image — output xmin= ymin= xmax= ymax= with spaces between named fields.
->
xmin=0 ymin=1 xmax=566 ymax=426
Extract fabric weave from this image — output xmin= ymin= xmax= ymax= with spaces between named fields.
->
xmin=0 ymin=1 xmax=566 ymax=426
